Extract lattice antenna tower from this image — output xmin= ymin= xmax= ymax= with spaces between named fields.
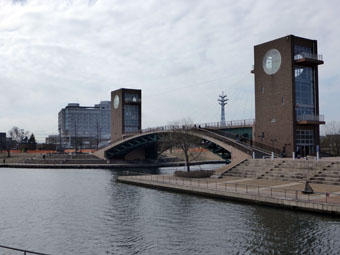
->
xmin=218 ymin=92 xmax=228 ymax=126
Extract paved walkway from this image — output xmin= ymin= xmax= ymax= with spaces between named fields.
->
xmin=117 ymin=174 xmax=340 ymax=215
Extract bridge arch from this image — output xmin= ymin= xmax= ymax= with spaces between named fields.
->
xmin=95 ymin=128 xmax=254 ymax=164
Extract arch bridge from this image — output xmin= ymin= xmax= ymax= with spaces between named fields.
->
xmin=95 ymin=126 xmax=272 ymax=164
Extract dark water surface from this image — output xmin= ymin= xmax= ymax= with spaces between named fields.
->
xmin=0 ymin=166 xmax=340 ymax=255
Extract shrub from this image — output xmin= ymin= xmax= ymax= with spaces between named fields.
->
xmin=174 ymin=170 xmax=215 ymax=178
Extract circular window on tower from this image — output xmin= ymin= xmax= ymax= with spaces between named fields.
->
xmin=262 ymin=49 xmax=281 ymax=75
xmin=113 ymin=95 xmax=119 ymax=109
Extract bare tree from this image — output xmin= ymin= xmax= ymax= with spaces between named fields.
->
xmin=5 ymin=138 xmax=16 ymax=158
xmin=8 ymin=126 xmax=30 ymax=144
xmin=323 ymin=121 xmax=340 ymax=156
xmin=8 ymin=126 xmax=35 ymax=152
xmin=159 ymin=118 xmax=202 ymax=172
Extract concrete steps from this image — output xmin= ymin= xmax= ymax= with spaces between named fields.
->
xmin=223 ymin=159 xmax=340 ymax=185
xmin=223 ymin=159 xmax=284 ymax=179
xmin=309 ymin=162 xmax=340 ymax=185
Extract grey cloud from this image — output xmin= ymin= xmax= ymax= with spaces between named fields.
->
xmin=12 ymin=0 xmax=27 ymax=5
xmin=0 ymin=0 xmax=339 ymax=138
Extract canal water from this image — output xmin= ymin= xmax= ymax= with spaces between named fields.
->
xmin=0 ymin=166 xmax=340 ymax=255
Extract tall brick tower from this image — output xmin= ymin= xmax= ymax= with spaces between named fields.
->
xmin=252 ymin=35 xmax=324 ymax=156
xmin=110 ymin=88 xmax=142 ymax=142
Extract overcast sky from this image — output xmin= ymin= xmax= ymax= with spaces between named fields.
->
xmin=1 ymin=0 xmax=340 ymax=140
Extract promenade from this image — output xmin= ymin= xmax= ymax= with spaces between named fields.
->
xmin=117 ymin=174 xmax=340 ymax=215
xmin=0 ymin=160 xmax=223 ymax=169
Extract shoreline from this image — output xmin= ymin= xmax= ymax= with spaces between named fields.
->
xmin=117 ymin=175 xmax=340 ymax=216
xmin=0 ymin=160 xmax=225 ymax=169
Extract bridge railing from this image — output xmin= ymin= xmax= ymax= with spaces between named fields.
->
xmin=140 ymin=119 xmax=254 ymax=134
xmin=193 ymin=128 xmax=254 ymax=155
xmin=196 ymin=119 xmax=255 ymax=129
xmin=112 ymin=125 xmax=254 ymax=157
xmin=106 ymin=119 xmax=254 ymax=142
xmin=111 ymin=120 xmax=281 ymax=156
xmin=249 ymin=139 xmax=282 ymax=155
xmin=140 ymin=125 xmax=253 ymax=155
xmin=210 ymin=129 xmax=282 ymax=155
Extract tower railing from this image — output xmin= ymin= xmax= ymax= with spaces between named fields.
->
xmin=294 ymin=52 xmax=323 ymax=61
xmin=297 ymin=114 xmax=325 ymax=122
xmin=124 ymin=98 xmax=141 ymax=103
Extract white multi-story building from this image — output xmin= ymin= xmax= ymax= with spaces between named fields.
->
xmin=58 ymin=101 xmax=111 ymax=148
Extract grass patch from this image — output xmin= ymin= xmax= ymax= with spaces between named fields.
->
xmin=174 ymin=170 xmax=215 ymax=178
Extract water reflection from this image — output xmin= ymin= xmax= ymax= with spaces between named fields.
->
xmin=0 ymin=167 xmax=339 ymax=255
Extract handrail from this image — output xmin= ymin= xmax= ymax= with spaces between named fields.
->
xmin=294 ymin=52 xmax=323 ymax=61
xmin=205 ymin=129 xmax=282 ymax=155
xmin=105 ymin=120 xmax=284 ymax=158
xmin=297 ymin=114 xmax=324 ymax=122
xmin=108 ymin=125 xmax=280 ymax=157
xmin=123 ymin=174 xmax=339 ymax=205
xmin=140 ymin=119 xmax=255 ymax=134
xmin=0 ymin=244 xmax=49 ymax=255
xmin=193 ymin=128 xmax=254 ymax=155
xmin=108 ymin=119 xmax=254 ymax=141
xmin=195 ymin=119 xmax=255 ymax=129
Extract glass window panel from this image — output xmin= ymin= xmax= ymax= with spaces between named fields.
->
xmin=124 ymin=105 xmax=140 ymax=133
xmin=124 ymin=93 xmax=140 ymax=103
xmin=295 ymin=66 xmax=315 ymax=119
xmin=296 ymin=129 xmax=314 ymax=146
xmin=294 ymin=45 xmax=312 ymax=56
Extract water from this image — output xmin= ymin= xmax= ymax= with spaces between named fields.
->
xmin=0 ymin=166 xmax=340 ymax=254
